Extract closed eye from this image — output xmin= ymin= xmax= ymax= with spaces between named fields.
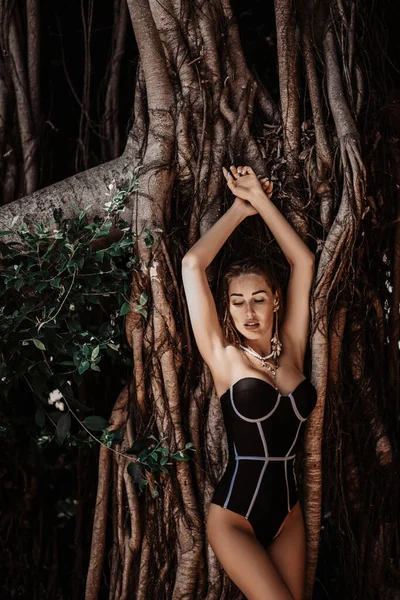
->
xmin=232 ymin=299 xmax=265 ymax=306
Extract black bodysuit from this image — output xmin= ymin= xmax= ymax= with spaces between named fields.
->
xmin=211 ymin=376 xmax=318 ymax=550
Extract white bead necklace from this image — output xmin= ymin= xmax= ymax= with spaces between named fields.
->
xmin=239 ymin=344 xmax=279 ymax=378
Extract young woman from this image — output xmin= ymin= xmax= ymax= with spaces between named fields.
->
xmin=181 ymin=165 xmax=317 ymax=600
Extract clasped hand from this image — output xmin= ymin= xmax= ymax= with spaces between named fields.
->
xmin=222 ymin=165 xmax=274 ymax=217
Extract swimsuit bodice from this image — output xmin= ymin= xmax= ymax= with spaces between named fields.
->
xmin=211 ymin=375 xmax=317 ymax=548
xmin=219 ymin=376 xmax=317 ymax=459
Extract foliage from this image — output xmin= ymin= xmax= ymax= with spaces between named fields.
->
xmin=125 ymin=435 xmax=195 ymax=496
xmin=0 ymin=175 xmax=139 ymax=445
xmin=0 ymin=173 xmax=195 ymax=497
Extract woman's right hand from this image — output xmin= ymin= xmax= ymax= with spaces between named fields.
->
xmin=222 ymin=166 xmax=273 ymax=217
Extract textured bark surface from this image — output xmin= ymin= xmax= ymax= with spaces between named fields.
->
xmin=0 ymin=0 xmax=399 ymax=599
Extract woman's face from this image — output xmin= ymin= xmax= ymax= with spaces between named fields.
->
xmin=228 ymin=273 xmax=277 ymax=342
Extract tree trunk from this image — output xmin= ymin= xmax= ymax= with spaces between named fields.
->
xmin=1 ymin=0 xmax=399 ymax=598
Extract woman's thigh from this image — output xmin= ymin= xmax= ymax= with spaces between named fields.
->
xmin=207 ymin=503 xmax=295 ymax=600
xmin=266 ymin=501 xmax=306 ymax=600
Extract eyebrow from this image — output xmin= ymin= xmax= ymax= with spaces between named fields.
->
xmin=229 ymin=290 xmax=268 ymax=297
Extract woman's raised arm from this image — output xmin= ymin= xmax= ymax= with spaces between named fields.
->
xmin=181 ymin=202 xmax=246 ymax=372
xmin=226 ymin=165 xmax=314 ymax=267
xmin=226 ymin=165 xmax=315 ymax=371
xmin=182 ymin=201 xmax=246 ymax=269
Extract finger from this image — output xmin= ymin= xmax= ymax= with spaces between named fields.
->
xmin=242 ymin=166 xmax=255 ymax=175
xmin=230 ymin=165 xmax=240 ymax=180
xmin=222 ymin=167 xmax=229 ymax=181
xmin=236 ymin=165 xmax=244 ymax=176
xmin=227 ymin=171 xmax=236 ymax=187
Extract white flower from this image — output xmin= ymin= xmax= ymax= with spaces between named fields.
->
xmin=48 ymin=389 xmax=63 ymax=405
xmin=105 ymin=179 xmax=117 ymax=197
xmin=55 ymin=401 xmax=65 ymax=411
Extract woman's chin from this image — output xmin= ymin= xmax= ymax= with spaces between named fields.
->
xmin=241 ymin=328 xmax=261 ymax=337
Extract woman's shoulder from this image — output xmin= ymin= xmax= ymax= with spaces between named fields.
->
xmin=208 ymin=344 xmax=242 ymax=398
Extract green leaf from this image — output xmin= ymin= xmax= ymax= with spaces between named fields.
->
xmin=138 ymin=478 xmax=148 ymax=494
xmin=50 ymin=277 xmax=61 ymax=288
xmin=107 ymin=343 xmax=120 ymax=352
xmin=0 ymin=231 xmax=13 ymax=236
xmin=134 ymin=306 xmax=147 ymax=318
xmin=172 ymin=451 xmax=191 ymax=461
xmin=78 ymin=361 xmax=90 ymax=375
xmin=32 ymin=338 xmax=46 ymax=351
xmin=127 ymin=438 xmax=154 ymax=455
xmin=56 ymin=412 xmax=71 ymax=444
xmin=127 ymin=461 xmax=142 ymax=483
xmin=119 ymin=302 xmax=130 ymax=316
xmin=112 ymin=269 xmax=128 ymax=280
xmin=14 ymin=279 xmax=24 ymax=291
xmin=94 ymin=250 xmax=105 ymax=262
xmin=143 ymin=228 xmax=154 ymax=248
xmin=83 ymin=416 xmax=109 ymax=431
xmin=139 ymin=292 xmax=148 ymax=305
xmin=91 ymin=346 xmax=100 ymax=361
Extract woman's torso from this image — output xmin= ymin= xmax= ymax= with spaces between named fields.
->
xmin=209 ymin=355 xmax=317 ymax=543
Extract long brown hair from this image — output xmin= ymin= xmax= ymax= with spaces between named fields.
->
xmin=217 ymin=257 xmax=284 ymax=347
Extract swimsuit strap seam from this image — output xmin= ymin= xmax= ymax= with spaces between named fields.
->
xmin=285 ymin=420 xmax=303 ymax=457
xmin=229 ymin=385 xmax=281 ymax=423
xmin=257 ymin=421 xmax=269 ymax=458
xmin=289 ymin=393 xmax=306 ymax=421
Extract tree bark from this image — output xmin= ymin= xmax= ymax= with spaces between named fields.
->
xmin=1 ymin=0 xmax=399 ymax=598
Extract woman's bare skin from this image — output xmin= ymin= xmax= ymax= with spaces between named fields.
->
xmin=207 ymin=343 xmax=307 ymax=600
xmin=182 ymin=165 xmax=315 ymax=599
xmin=207 ymin=501 xmax=305 ymax=600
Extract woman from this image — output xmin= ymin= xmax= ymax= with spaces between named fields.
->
xmin=181 ymin=165 xmax=317 ymax=600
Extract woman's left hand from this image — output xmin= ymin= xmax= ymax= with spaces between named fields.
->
xmin=223 ymin=165 xmax=274 ymax=203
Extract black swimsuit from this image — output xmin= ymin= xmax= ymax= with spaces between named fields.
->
xmin=210 ymin=376 xmax=318 ymax=550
